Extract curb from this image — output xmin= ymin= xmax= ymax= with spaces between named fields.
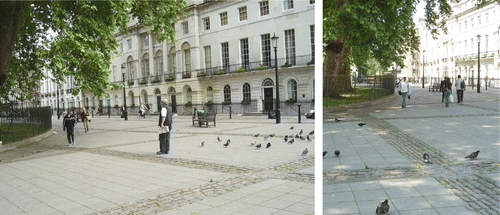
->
xmin=0 ymin=128 xmax=55 ymax=152
xmin=324 ymin=94 xmax=398 ymax=113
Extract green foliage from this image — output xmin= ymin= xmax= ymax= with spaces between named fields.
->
xmin=323 ymin=88 xmax=389 ymax=107
xmin=258 ymin=66 xmax=268 ymax=70
xmin=217 ymin=70 xmax=226 ymax=75
xmin=222 ymin=101 xmax=231 ymax=105
xmin=1 ymin=0 xmax=187 ymax=102
xmin=185 ymin=101 xmax=192 ymax=107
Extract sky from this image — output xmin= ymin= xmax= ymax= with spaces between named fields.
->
xmin=413 ymin=1 xmax=426 ymax=23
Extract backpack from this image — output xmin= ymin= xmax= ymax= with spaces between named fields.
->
xmin=460 ymin=80 xmax=465 ymax=89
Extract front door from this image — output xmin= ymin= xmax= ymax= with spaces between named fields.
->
xmin=264 ymin=88 xmax=273 ymax=112
xmin=171 ymin=95 xmax=177 ymax=113
xmin=156 ymin=95 xmax=161 ymax=113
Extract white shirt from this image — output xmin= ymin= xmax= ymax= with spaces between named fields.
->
xmin=161 ymin=106 xmax=167 ymax=118
xmin=399 ymin=81 xmax=411 ymax=95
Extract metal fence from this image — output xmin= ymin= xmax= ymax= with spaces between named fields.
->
xmin=324 ymin=73 xmax=397 ymax=98
xmin=0 ymin=105 xmax=52 ymax=144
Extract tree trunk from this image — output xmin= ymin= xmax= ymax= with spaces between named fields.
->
xmin=0 ymin=1 xmax=25 ymax=95
xmin=323 ymin=38 xmax=353 ymax=99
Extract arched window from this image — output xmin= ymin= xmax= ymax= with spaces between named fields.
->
xmin=169 ymin=47 xmax=176 ymax=74
xmin=223 ymin=85 xmax=231 ymax=102
xmin=287 ymin=79 xmax=297 ymax=101
xmin=242 ymin=83 xmax=251 ymax=101
xmin=186 ymin=88 xmax=192 ymax=103
xmin=155 ymin=50 xmax=163 ymax=76
xmin=207 ymin=86 xmax=213 ymax=102
xmin=142 ymin=53 xmax=149 ymax=78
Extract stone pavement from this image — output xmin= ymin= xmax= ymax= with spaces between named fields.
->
xmin=0 ymin=113 xmax=315 ymax=214
xmin=324 ymin=85 xmax=499 ymax=215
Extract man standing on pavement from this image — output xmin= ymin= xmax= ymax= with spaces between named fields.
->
xmin=63 ymin=110 xmax=77 ymax=145
xmin=157 ymin=99 xmax=173 ymax=155
xmin=455 ymin=75 xmax=465 ymax=103
xmin=398 ymin=77 xmax=411 ymax=108
xmin=440 ymin=78 xmax=446 ymax=102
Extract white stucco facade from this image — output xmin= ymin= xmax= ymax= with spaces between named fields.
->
xmin=414 ymin=0 xmax=500 ymax=87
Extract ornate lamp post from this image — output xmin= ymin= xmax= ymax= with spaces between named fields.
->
xmin=122 ymin=64 xmax=128 ymax=120
xmin=271 ymin=33 xmax=280 ymax=124
xmin=57 ymin=85 xmax=60 ymax=119
xmin=477 ymin=34 xmax=481 ymax=93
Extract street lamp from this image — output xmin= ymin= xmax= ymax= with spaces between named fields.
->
xmin=122 ymin=64 xmax=128 ymax=120
xmin=271 ymin=33 xmax=280 ymax=124
xmin=57 ymin=85 xmax=60 ymax=119
xmin=477 ymin=34 xmax=481 ymax=93
xmin=422 ymin=50 xmax=425 ymax=88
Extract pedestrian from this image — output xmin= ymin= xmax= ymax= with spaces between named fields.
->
xmin=440 ymin=78 xmax=446 ymax=102
xmin=63 ymin=110 xmax=77 ymax=145
xmin=442 ymin=77 xmax=453 ymax=107
xmin=140 ymin=103 xmax=146 ymax=118
xmin=157 ymin=99 xmax=173 ymax=155
xmin=80 ymin=108 xmax=90 ymax=132
xmin=121 ymin=104 xmax=127 ymax=118
xmin=398 ymin=77 xmax=412 ymax=108
xmin=455 ymin=75 xmax=465 ymax=103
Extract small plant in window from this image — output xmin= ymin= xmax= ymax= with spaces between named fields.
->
xmin=222 ymin=101 xmax=231 ymax=105
xmin=182 ymin=73 xmax=191 ymax=78
xmin=128 ymin=80 xmax=135 ymax=86
xmin=139 ymin=79 xmax=147 ymax=85
xmin=217 ymin=69 xmax=227 ymax=75
xmin=285 ymin=98 xmax=297 ymax=103
xmin=185 ymin=101 xmax=192 ymax=107
xmin=165 ymin=75 xmax=174 ymax=81
xmin=152 ymin=78 xmax=160 ymax=83
xmin=241 ymin=99 xmax=251 ymax=105
xmin=205 ymin=101 xmax=214 ymax=105
xmin=237 ymin=67 xmax=246 ymax=73
xmin=258 ymin=64 xmax=268 ymax=70
xmin=197 ymin=72 xmax=206 ymax=77
xmin=281 ymin=62 xmax=292 ymax=68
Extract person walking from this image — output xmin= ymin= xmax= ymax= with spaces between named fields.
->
xmin=455 ymin=75 xmax=465 ymax=103
xmin=442 ymin=77 xmax=453 ymax=107
xmin=63 ymin=110 xmax=77 ymax=145
xmin=398 ymin=77 xmax=412 ymax=108
xmin=440 ymin=78 xmax=446 ymax=102
xmin=80 ymin=108 xmax=90 ymax=132
xmin=157 ymin=99 xmax=173 ymax=155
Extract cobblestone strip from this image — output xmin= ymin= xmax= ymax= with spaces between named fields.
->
xmin=323 ymin=166 xmax=422 ymax=184
xmin=88 ymin=156 xmax=313 ymax=215
xmin=357 ymin=115 xmax=500 ymax=214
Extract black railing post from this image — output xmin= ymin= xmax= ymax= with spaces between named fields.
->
xmin=108 ymin=106 xmax=111 ymax=118
xmin=229 ymin=107 xmax=232 ymax=119
xmin=297 ymin=104 xmax=301 ymax=123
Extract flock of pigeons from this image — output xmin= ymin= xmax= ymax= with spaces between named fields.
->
xmin=201 ymin=126 xmax=314 ymax=156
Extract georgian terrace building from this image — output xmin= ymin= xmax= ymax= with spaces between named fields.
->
xmin=103 ymin=0 xmax=315 ymax=116
xmin=414 ymin=0 xmax=500 ymax=87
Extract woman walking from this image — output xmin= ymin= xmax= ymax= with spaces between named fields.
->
xmin=398 ymin=77 xmax=412 ymax=108
xmin=80 ymin=108 xmax=90 ymax=132
xmin=442 ymin=77 xmax=453 ymax=107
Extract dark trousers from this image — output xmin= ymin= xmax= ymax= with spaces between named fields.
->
xmin=441 ymin=90 xmax=445 ymax=102
xmin=66 ymin=127 xmax=74 ymax=144
xmin=159 ymin=132 xmax=170 ymax=153
xmin=457 ymin=90 xmax=464 ymax=103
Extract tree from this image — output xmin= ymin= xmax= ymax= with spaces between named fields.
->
xmin=323 ymin=0 xmax=451 ymax=98
xmin=0 ymin=0 xmax=187 ymax=103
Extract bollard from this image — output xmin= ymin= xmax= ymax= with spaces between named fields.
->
xmin=108 ymin=106 xmax=111 ymax=118
xmin=297 ymin=104 xmax=301 ymax=123
xmin=229 ymin=107 xmax=232 ymax=119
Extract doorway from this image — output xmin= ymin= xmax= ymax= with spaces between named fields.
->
xmin=264 ymin=88 xmax=273 ymax=112
xmin=171 ymin=95 xmax=177 ymax=113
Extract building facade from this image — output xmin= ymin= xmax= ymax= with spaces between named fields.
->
xmin=414 ymin=0 xmax=500 ymax=87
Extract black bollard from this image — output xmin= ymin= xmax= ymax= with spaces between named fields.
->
xmin=229 ymin=107 xmax=232 ymax=119
xmin=297 ymin=104 xmax=301 ymax=123
xmin=108 ymin=106 xmax=111 ymax=118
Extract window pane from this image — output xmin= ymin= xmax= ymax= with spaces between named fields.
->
xmin=260 ymin=0 xmax=269 ymax=16
xmin=204 ymin=46 xmax=211 ymax=68
xmin=243 ymin=83 xmax=251 ymax=101
xmin=224 ymin=85 xmax=231 ymax=102
xmin=261 ymin=34 xmax=271 ymax=66
xmin=240 ymin=38 xmax=249 ymax=67
xmin=203 ymin=17 xmax=210 ymax=30
xmin=239 ymin=6 xmax=247 ymax=21
xmin=310 ymin=25 xmax=315 ymax=62
xmin=284 ymin=0 xmax=294 ymax=10
xmin=220 ymin=12 xmax=228 ymax=26
xmin=285 ymin=29 xmax=296 ymax=65
xmin=184 ymin=49 xmax=191 ymax=71
xmin=221 ymin=42 xmax=229 ymax=68
xmin=287 ymin=79 xmax=297 ymax=100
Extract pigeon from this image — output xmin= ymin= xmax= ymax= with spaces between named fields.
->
xmin=335 ymin=118 xmax=342 ymax=122
xmin=227 ymin=139 xmax=231 ymax=144
xmin=269 ymin=134 xmax=275 ymax=137
xmin=201 ymin=141 xmax=204 ymax=147
xmin=295 ymin=134 xmax=299 ymax=139
xmin=253 ymin=133 xmax=259 ymax=138
xmin=217 ymin=136 xmax=221 ymax=142
xmin=288 ymin=139 xmax=295 ymax=144
xmin=306 ymin=135 xmax=311 ymax=141
xmin=323 ymin=151 xmax=328 ymax=157
xmin=290 ymin=126 xmax=294 ymax=130
xmin=266 ymin=142 xmax=271 ymax=148
xmin=299 ymin=136 xmax=305 ymax=141
xmin=255 ymin=143 xmax=262 ymax=149
xmin=376 ymin=199 xmax=390 ymax=215
xmin=298 ymin=129 xmax=303 ymax=135
xmin=358 ymin=123 xmax=366 ymax=127
xmin=263 ymin=135 xmax=269 ymax=140
xmin=284 ymin=136 xmax=288 ymax=142
xmin=334 ymin=150 xmax=340 ymax=156
xmin=465 ymin=150 xmax=480 ymax=159
xmin=302 ymin=148 xmax=308 ymax=156
xmin=423 ymin=153 xmax=430 ymax=163
xmin=308 ymin=130 xmax=314 ymax=135
xmin=223 ymin=142 xmax=229 ymax=147
xmin=249 ymin=141 xmax=256 ymax=146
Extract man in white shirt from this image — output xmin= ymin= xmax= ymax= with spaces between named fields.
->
xmin=157 ymin=99 xmax=172 ymax=155
xmin=399 ymin=77 xmax=412 ymax=108
xmin=455 ymin=75 xmax=465 ymax=103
